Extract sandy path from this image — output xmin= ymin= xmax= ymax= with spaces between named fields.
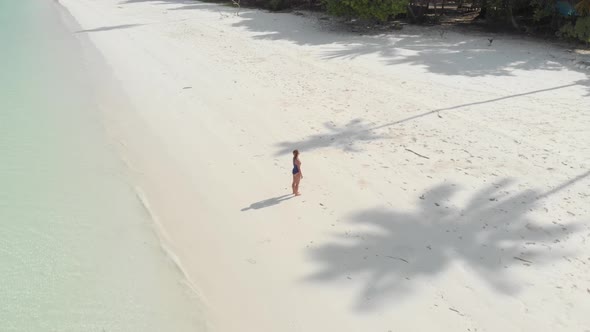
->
xmin=59 ymin=0 xmax=590 ymax=330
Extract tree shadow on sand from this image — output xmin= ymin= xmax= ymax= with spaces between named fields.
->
xmin=306 ymin=177 xmax=586 ymax=311
xmin=227 ymin=10 xmax=590 ymax=82
xmin=321 ymin=34 xmax=567 ymax=76
xmin=274 ymin=80 xmax=586 ymax=155
xmin=118 ymin=0 xmax=590 ymax=94
xmin=274 ymin=118 xmax=388 ymax=156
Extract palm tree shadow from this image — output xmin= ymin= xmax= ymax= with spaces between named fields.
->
xmin=306 ymin=179 xmax=584 ymax=311
xmin=117 ymin=0 xmax=590 ymax=96
xmin=241 ymin=194 xmax=294 ymax=211
xmin=275 ymin=119 xmax=388 ymax=156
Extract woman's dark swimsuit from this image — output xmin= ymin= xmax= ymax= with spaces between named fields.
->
xmin=292 ymin=160 xmax=300 ymax=175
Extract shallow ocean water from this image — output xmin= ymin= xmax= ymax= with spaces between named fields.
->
xmin=0 ymin=1 xmax=204 ymax=331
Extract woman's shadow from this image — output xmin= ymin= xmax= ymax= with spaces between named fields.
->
xmin=241 ymin=194 xmax=294 ymax=211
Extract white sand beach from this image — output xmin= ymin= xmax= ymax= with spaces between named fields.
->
xmin=59 ymin=0 xmax=589 ymax=330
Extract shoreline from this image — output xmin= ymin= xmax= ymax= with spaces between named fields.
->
xmin=54 ymin=0 xmax=213 ymax=309
xmin=1 ymin=1 xmax=205 ymax=330
xmin=57 ymin=0 xmax=589 ymax=331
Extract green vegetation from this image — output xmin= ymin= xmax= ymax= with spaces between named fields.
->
xmin=324 ymin=0 xmax=409 ymax=22
xmin=576 ymin=0 xmax=590 ymax=15
xmin=559 ymin=16 xmax=590 ymax=43
xmin=268 ymin=0 xmax=292 ymax=10
xmin=233 ymin=0 xmax=590 ymax=44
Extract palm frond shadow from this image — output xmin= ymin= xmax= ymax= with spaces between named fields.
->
xmin=118 ymin=0 xmax=590 ymax=94
xmin=274 ymin=119 xmax=388 ymax=156
xmin=306 ymin=179 xmax=582 ymax=311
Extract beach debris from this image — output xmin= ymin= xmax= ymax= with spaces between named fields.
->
xmin=405 ymin=148 xmax=430 ymax=159
xmin=386 ymin=255 xmax=409 ymax=263
xmin=230 ymin=0 xmax=241 ymax=15
xmin=449 ymin=307 xmax=464 ymax=316
xmin=488 ymin=38 xmax=494 ymax=46
xmin=182 ymin=86 xmax=192 ymax=89
xmin=514 ymin=256 xmax=533 ymax=264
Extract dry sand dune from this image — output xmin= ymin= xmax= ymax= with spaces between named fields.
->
xmin=60 ymin=0 xmax=590 ymax=330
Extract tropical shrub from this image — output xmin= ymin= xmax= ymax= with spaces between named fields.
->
xmin=558 ymin=16 xmax=590 ymax=43
xmin=530 ymin=0 xmax=555 ymax=22
xmin=267 ymin=0 xmax=291 ymax=10
xmin=324 ymin=0 xmax=409 ymax=22
xmin=576 ymin=0 xmax=590 ymax=15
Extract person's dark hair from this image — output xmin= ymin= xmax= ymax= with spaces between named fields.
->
xmin=293 ymin=149 xmax=299 ymax=158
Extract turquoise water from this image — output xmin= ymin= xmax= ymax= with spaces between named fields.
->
xmin=0 ymin=1 xmax=204 ymax=331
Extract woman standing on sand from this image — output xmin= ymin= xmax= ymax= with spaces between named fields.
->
xmin=292 ymin=149 xmax=302 ymax=196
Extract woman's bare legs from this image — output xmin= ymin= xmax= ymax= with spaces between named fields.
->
xmin=293 ymin=173 xmax=302 ymax=195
